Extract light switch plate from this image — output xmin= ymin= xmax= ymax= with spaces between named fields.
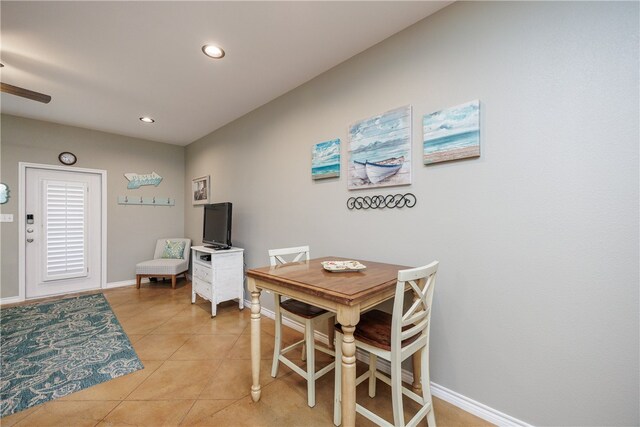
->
xmin=0 ymin=214 xmax=14 ymax=222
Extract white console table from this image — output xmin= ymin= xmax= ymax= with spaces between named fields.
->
xmin=191 ymin=246 xmax=244 ymax=317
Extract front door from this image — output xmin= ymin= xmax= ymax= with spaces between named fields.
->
xmin=25 ymin=167 xmax=103 ymax=299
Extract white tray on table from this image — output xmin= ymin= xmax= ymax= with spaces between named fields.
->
xmin=321 ymin=260 xmax=366 ymax=273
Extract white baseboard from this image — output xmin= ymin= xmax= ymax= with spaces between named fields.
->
xmin=0 ymin=295 xmax=25 ymax=305
xmin=1 ymin=279 xmax=145 ymax=304
xmin=245 ymin=298 xmax=531 ymax=427
xmin=429 ymin=383 xmax=532 ymax=427
xmin=104 ymin=278 xmax=150 ymax=289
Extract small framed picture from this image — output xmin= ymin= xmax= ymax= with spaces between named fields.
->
xmin=192 ymin=175 xmax=210 ymax=205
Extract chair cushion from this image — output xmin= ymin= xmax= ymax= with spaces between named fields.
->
xmin=335 ymin=309 xmax=420 ymax=351
xmin=136 ymin=259 xmax=188 ymax=275
xmin=280 ymin=299 xmax=328 ymax=319
xmin=161 ymin=240 xmax=186 ymax=259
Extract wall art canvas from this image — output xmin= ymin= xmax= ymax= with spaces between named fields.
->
xmin=423 ymin=100 xmax=480 ymax=164
xmin=0 ymin=183 xmax=9 ymax=204
xmin=192 ymin=175 xmax=210 ymax=205
xmin=312 ymin=138 xmax=340 ymax=180
xmin=348 ymin=105 xmax=412 ymax=190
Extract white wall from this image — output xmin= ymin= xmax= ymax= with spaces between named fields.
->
xmin=184 ymin=2 xmax=639 ymax=425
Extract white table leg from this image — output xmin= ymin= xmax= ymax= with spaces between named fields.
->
xmin=337 ymin=306 xmax=360 ymax=427
xmin=250 ymin=288 xmax=262 ymax=402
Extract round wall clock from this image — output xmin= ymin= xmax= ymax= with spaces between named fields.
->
xmin=58 ymin=152 xmax=77 ymax=165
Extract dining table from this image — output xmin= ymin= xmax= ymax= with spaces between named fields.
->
xmin=246 ymin=256 xmax=420 ymax=427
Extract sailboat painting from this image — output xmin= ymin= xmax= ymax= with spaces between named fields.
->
xmin=312 ymin=139 xmax=341 ymax=180
xmin=423 ymin=100 xmax=480 ymax=164
xmin=348 ymin=105 xmax=412 ymax=190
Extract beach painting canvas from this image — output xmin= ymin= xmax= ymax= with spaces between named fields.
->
xmin=423 ymin=100 xmax=480 ymax=165
xmin=312 ymin=139 xmax=340 ymax=180
xmin=348 ymin=105 xmax=412 ymax=190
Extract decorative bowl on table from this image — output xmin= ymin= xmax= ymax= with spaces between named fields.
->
xmin=321 ymin=260 xmax=367 ymax=273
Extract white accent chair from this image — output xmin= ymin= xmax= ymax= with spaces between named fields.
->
xmin=334 ymin=261 xmax=439 ymax=427
xmin=135 ymin=238 xmax=191 ymax=289
xmin=269 ymin=245 xmax=336 ymax=407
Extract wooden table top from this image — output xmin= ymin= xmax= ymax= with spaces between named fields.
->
xmin=246 ymin=256 xmax=410 ymax=306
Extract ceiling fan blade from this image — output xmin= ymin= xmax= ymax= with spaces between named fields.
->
xmin=1 ymin=82 xmax=51 ymax=104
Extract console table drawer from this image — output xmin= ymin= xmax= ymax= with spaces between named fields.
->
xmin=193 ymin=277 xmax=212 ymax=300
xmin=193 ymin=262 xmax=212 ymax=282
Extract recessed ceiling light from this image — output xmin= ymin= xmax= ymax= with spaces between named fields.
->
xmin=202 ymin=44 xmax=225 ymax=59
xmin=139 ymin=116 xmax=155 ymax=123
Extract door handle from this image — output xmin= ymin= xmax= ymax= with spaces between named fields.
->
xmin=26 ymin=238 xmax=34 ymax=243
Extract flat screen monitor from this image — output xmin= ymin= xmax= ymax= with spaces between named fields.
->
xmin=202 ymin=202 xmax=232 ymax=249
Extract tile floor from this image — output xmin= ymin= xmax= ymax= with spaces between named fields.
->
xmin=1 ymin=281 xmax=492 ymax=426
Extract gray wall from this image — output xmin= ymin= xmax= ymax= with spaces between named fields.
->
xmin=1 ymin=115 xmax=185 ymax=296
xmin=184 ymin=2 xmax=639 ymax=425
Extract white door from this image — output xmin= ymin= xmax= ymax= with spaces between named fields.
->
xmin=25 ymin=167 xmax=103 ymax=298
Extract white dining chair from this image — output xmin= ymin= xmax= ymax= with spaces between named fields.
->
xmin=333 ymin=261 xmax=439 ymax=427
xmin=269 ymin=245 xmax=336 ymax=407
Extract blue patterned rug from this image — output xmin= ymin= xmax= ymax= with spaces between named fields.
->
xmin=0 ymin=293 xmax=143 ymax=417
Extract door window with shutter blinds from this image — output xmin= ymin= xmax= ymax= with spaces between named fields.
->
xmin=42 ymin=180 xmax=88 ymax=281
xmin=24 ymin=166 xmax=102 ymax=299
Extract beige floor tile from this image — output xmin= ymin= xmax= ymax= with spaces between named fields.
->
xmin=226 ymin=332 xmax=276 ymax=360
xmin=177 ymin=302 xmax=218 ymax=319
xmin=178 ymin=399 xmax=237 ymax=426
xmin=101 ymin=399 xmax=195 ymax=427
xmin=102 ymin=288 xmax=139 ymax=307
xmin=111 ymin=300 xmax=157 ymax=320
xmin=127 ymin=360 xmax=221 ymax=400
xmin=433 ymin=397 xmax=493 ymax=427
xmin=126 ymin=334 xmax=147 ymax=344
xmin=143 ymin=302 xmax=191 ymax=318
xmin=150 ymin=309 xmax=216 ymax=334
xmin=184 ymin=395 xmax=281 ymax=427
xmin=0 ymin=405 xmax=43 ymax=427
xmin=60 ymin=361 xmax=163 ymax=401
xmin=170 ymin=334 xmax=239 ymax=360
xmin=13 ymin=400 xmax=119 ymax=427
xmin=260 ymin=378 xmax=335 ymax=426
xmin=227 ymin=329 xmax=307 ymax=361
xmin=118 ymin=311 xmax=172 ymax=335
xmin=199 ymin=358 xmax=287 ymax=400
xmin=193 ymin=311 xmax=250 ymax=335
xmin=132 ymin=334 xmax=191 ymax=360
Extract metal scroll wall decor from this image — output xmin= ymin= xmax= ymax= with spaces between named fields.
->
xmin=347 ymin=193 xmax=416 ymax=210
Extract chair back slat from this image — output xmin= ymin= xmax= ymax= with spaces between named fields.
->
xmin=402 ymin=307 xmax=429 ymax=327
xmin=400 ymin=317 xmax=429 ymax=341
xmin=391 ymin=261 xmax=439 ymax=348
xmin=268 ymin=245 xmax=310 ymax=266
xmin=401 ymin=280 xmax=427 ymax=324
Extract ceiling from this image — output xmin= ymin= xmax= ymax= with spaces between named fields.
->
xmin=0 ymin=1 xmax=451 ymax=146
